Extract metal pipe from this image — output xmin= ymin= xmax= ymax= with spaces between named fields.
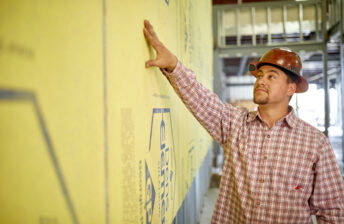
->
xmin=236 ymin=8 xmax=241 ymax=46
xmin=283 ymin=5 xmax=287 ymax=41
xmin=323 ymin=46 xmax=330 ymax=137
xmin=213 ymin=6 xmax=219 ymax=48
xmin=267 ymin=7 xmax=271 ymax=44
xmin=218 ymin=10 xmax=223 ymax=47
xmin=315 ymin=2 xmax=319 ymax=41
xmin=299 ymin=3 xmax=303 ymax=41
xmin=251 ymin=7 xmax=256 ymax=46
xmin=340 ymin=0 xmax=344 ymax=162
xmin=322 ymin=0 xmax=329 ymax=137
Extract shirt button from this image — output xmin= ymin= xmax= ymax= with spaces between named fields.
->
xmin=264 ymin=156 xmax=268 ymax=160
xmin=267 ymin=135 xmax=270 ymax=138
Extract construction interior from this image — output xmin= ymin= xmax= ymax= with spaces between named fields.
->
xmin=1 ymin=0 xmax=344 ymax=223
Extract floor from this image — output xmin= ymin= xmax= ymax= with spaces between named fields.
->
xmin=199 ymin=136 xmax=343 ymax=224
xmin=199 ymin=188 xmax=218 ymax=224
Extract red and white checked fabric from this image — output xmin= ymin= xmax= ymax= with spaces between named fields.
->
xmin=162 ymin=61 xmax=344 ymax=223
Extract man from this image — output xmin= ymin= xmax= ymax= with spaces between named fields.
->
xmin=143 ymin=20 xmax=344 ymax=223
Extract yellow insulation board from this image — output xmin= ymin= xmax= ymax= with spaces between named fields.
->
xmin=0 ymin=0 xmax=213 ymax=223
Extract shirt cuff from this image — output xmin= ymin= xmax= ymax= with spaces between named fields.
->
xmin=161 ymin=60 xmax=182 ymax=76
xmin=161 ymin=60 xmax=196 ymax=88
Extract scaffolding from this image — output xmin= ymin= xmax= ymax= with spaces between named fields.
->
xmin=213 ymin=0 xmax=342 ymax=54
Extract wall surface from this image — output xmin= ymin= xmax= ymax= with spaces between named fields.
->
xmin=0 ymin=0 xmax=213 ymax=223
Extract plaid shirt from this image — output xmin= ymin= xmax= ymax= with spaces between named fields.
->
xmin=162 ymin=61 xmax=344 ymax=223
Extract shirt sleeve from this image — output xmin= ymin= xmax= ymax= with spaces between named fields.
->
xmin=310 ymin=135 xmax=344 ymax=223
xmin=160 ymin=60 xmax=245 ymax=146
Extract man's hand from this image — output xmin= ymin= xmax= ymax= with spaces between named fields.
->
xmin=143 ymin=20 xmax=177 ymax=72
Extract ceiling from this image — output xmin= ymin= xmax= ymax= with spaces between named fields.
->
xmin=213 ymin=0 xmax=290 ymax=4
xmin=213 ymin=0 xmax=342 ymax=87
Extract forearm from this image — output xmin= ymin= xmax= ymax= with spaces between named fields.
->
xmin=161 ymin=61 xmax=231 ymax=145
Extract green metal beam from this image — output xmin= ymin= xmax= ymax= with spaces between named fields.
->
xmin=213 ymin=0 xmax=320 ymax=10
xmin=217 ymin=42 xmax=323 ymax=58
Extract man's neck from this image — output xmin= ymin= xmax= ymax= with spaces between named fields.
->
xmin=258 ymin=104 xmax=289 ymax=129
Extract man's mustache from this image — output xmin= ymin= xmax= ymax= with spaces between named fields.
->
xmin=254 ymin=86 xmax=268 ymax=92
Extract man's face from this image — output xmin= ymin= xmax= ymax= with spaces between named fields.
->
xmin=253 ymin=65 xmax=295 ymax=105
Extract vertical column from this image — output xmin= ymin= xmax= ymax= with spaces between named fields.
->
xmin=329 ymin=0 xmax=335 ymax=27
xmin=213 ymin=50 xmax=226 ymax=102
xmin=322 ymin=0 xmax=329 ymax=137
xmin=298 ymin=3 xmax=303 ymax=42
xmin=267 ymin=7 xmax=271 ymax=44
xmin=323 ymin=46 xmax=329 ymax=137
xmin=341 ymin=44 xmax=344 ymax=162
xmin=213 ymin=7 xmax=222 ymax=48
xmin=315 ymin=2 xmax=320 ymax=41
xmin=283 ymin=6 xmax=287 ymax=41
xmin=217 ymin=10 xmax=223 ymax=47
xmin=236 ymin=8 xmax=241 ymax=46
xmin=340 ymin=0 xmax=344 ymax=162
xmin=251 ymin=7 xmax=256 ymax=46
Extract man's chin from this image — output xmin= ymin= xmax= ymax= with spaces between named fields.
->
xmin=254 ymin=97 xmax=268 ymax=105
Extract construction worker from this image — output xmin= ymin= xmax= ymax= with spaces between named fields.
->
xmin=143 ymin=20 xmax=344 ymax=223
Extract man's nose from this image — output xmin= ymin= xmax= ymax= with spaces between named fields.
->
xmin=256 ymin=76 xmax=266 ymax=85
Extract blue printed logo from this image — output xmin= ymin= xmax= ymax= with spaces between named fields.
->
xmin=148 ymin=108 xmax=176 ymax=223
xmin=145 ymin=161 xmax=155 ymax=224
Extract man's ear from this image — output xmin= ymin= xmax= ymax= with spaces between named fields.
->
xmin=287 ymin=83 xmax=297 ymax=96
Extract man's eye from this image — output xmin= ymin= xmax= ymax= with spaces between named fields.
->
xmin=269 ymin=75 xmax=275 ymax=79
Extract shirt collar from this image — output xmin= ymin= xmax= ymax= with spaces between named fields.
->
xmin=247 ymin=106 xmax=297 ymax=128
xmin=284 ymin=106 xmax=297 ymax=128
xmin=247 ymin=110 xmax=259 ymax=123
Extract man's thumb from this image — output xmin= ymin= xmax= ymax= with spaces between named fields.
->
xmin=145 ymin=59 xmax=158 ymax=68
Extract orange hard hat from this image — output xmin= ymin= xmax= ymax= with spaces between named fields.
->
xmin=249 ymin=47 xmax=308 ymax=93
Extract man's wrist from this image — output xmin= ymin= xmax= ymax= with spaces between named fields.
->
xmin=166 ymin=56 xmax=178 ymax=72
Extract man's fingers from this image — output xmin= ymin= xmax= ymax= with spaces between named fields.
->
xmin=144 ymin=20 xmax=155 ymax=39
xmin=145 ymin=22 xmax=159 ymax=40
xmin=144 ymin=20 xmax=155 ymax=34
xmin=143 ymin=27 xmax=154 ymax=42
xmin=144 ymin=30 xmax=165 ymax=55
xmin=144 ymin=19 xmax=151 ymax=28
xmin=143 ymin=20 xmax=160 ymax=46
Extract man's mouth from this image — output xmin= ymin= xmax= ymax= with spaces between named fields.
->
xmin=255 ymin=88 xmax=267 ymax=93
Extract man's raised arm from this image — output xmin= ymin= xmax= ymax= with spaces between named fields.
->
xmin=143 ymin=20 xmax=247 ymax=146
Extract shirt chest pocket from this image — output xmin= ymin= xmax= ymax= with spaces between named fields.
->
xmin=273 ymin=161 xmax=314 ymax=201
